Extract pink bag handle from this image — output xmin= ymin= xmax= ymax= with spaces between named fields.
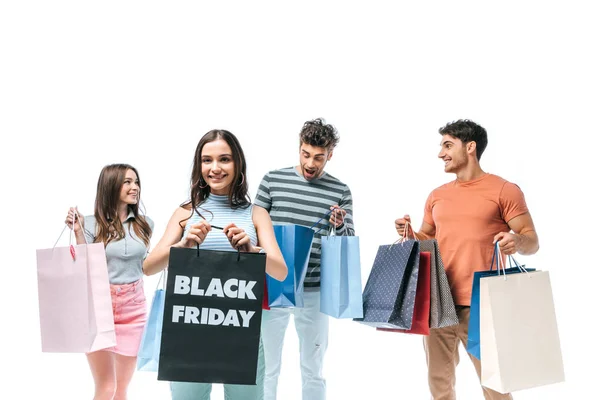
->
xmin=53 ymin=208 xmax=87 ymax=260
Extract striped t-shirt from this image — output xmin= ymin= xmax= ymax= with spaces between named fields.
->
xmin=184 ymin=194 xmax=257 ymax=252
xmin=254 ymin=166 xmax=355 ymax=290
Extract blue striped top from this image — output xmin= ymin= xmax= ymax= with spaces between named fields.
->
xmin=184 ymin=194 xmax=257 ymax=251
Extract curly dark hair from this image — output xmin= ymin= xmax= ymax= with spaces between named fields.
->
xmin=299 ymin=118 xmax=339 ymax=151
xmin=439 ymin=119 xmax=488 ymax=160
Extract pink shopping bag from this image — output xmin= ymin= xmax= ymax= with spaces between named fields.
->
xmin=36 ymin=220 xmax=116 ymax=353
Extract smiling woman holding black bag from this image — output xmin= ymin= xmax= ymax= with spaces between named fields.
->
xmin=143 ymin=129 xmax=286 ymax=400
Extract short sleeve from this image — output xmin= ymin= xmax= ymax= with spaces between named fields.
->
xmin=145 ymin=215 xmax=155 ymax=233
xmin=83 ymin=215 xmax=97 ymax=244
xmin=254 ymin=173 xmax=272 ymax=211
xmin=499 ymin=182 xmax=529 ymax=223
xmin=423 ymin=191 xmax=436 ymax=227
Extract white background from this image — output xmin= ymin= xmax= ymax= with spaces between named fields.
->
xmin=1 ymin=1 xmax=597 ymax=399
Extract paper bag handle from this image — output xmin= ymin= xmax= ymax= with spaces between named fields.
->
xmin=53 ymin=208 xmax=88 ymax=261
xmin=195 ymin=243 xmax=242 ymax=261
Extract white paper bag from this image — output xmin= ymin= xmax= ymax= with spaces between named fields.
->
xmin=480 ymin=270 xmax=564 ymax=393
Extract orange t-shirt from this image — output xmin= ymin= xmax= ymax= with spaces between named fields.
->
xmin=423 ymin=173 xmax=529 ymax=306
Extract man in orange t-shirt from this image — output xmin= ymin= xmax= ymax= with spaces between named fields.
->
xmin=395 ymin=119 xmax=539 ymax=400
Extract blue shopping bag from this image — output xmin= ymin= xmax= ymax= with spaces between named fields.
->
xmin=354 ymin=240 xmax=420 ymax=329
xmin=136 ymin=271 xmax=166 ymax=371
xmin=266 ymin=224 xmax=314 ymax=307
xmin=466 ymin=245 xmax=534 ymax=360
xmin=320 ymin=224 xmax=363 ymax=319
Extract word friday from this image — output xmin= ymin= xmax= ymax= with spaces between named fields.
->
xmin=172 ymin=306 xmax=256 ymax=328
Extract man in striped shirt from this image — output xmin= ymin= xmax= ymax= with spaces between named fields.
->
xmin=255 ymin=118 xmax=355 ymax=400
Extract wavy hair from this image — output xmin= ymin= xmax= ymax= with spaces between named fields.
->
xmin=180 ymin=130 xmax=251 ymax=225
xmin=92 ymin=163 xmax=152 ymax=247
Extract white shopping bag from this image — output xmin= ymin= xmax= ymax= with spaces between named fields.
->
xmin=480 ymin=270 xmax=564 ymax=393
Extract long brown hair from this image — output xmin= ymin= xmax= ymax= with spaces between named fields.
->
xmin=92 ymin=163 xmax=152 ymax=247
xmin=180 ymin=130 xmax=250 ymax=225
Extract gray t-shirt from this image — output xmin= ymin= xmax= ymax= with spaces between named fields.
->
xmin=83 ymin=211 xmax=154 ymax=285
xmin=254 ymin=166 xmax=355 ymax=290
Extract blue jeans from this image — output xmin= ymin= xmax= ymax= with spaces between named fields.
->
xmin=262 ymin=291 xmax=329 ymax=400
xmin=170 ymin=338 xmax=265 ymax=400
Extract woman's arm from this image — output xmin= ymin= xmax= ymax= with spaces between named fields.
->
xmin=252 ymin=206 xmax=287 ymax=281
xmin=143 ymin=207 xmax=188 ymax=276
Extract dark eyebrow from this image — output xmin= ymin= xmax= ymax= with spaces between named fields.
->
xmin=202 ymin=154 xmax=232 ymax=158
xmin=441 ymin=140 xmax=453 ymax=146
xmin=302 ymin=150 xmax=326 ymax=157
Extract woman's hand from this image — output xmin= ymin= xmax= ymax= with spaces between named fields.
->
xmin=176 ymin=220 xmax=212 ymax=248
xmin=65 ymin=207 xmax=84 ymax=233
xmin=223 ymin=223 xmax=254 ymax=252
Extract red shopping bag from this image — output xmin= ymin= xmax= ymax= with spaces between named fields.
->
xmin=263 ymin=280 xmax=270 ymax=310
xmin=377 ymin=252 xmax=431 ymax=335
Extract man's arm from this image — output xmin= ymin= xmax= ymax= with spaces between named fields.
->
xmin=494 ymin=212 xmax=539 ymax=255
xmin=413 ymin=220 xmax=436 ymax=240
xmin=395 ymin=215 xmax=436 ymax=240
xmin=332 ymin=187 xmax=355 ymax=235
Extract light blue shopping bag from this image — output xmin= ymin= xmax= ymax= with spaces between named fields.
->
xmin=136 ymin=271 xmax=166 ymax=371
xmin=320 ymin=224 xmax=363 ymax=319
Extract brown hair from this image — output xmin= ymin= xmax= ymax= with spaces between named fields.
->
xmin=299 ymin=118 xmax=339 ymax=151
xmin=92 ymin=164 xmax=152 ymax=247
xmin=439 ymin=119 xmax=488 ymax=160
xmin=180 ymin=129 xmax=250 ymax=225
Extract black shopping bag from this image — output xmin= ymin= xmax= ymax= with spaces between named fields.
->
xmin=158 ymin=247 xmax=266 ymax=385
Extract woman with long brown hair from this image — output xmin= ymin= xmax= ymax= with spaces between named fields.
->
xmin=144 ymin=129 xmax=287 ymax=399
xmin=65 ymin=163 xmax=153 ymax=400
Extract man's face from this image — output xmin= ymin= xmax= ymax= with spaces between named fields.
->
xmin=438 ymin=134 xmax=469 ymax=173
xmin=298 ymin=143 xmax=332 ymax=181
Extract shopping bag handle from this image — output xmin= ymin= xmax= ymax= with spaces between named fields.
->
xmin=53 ymin=208 xmax=88 ymax=261
xmin=488 ymin=243 xmax=500 ymax=271
xmin=195 ymin=243 xmax=242 ymax=261
xmin=327 ymin=209 xmax=348 ymax=237
xmin=489 ymin=242 xmax=530 ymax=279
xmin=156 ymin=269 xmax=168 ymax=291
xmin=388 ymin=220 xmax=415 ymax=249
xmin=309 ymin=209 xmax=333 ymax=235
xmin=507 ymin=253 xmax=530 ymax=276
xmin=53 ymin=208 xmax=88 ymax=246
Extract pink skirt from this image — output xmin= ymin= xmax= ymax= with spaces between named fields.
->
xmin=105 ymin=278 xmax=147 ymax=357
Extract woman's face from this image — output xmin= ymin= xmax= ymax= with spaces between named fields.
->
xmin=201 ymin=139 xmax=235 ymax=195
xmin=119 ymin=168 xmax=140 ymax=206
